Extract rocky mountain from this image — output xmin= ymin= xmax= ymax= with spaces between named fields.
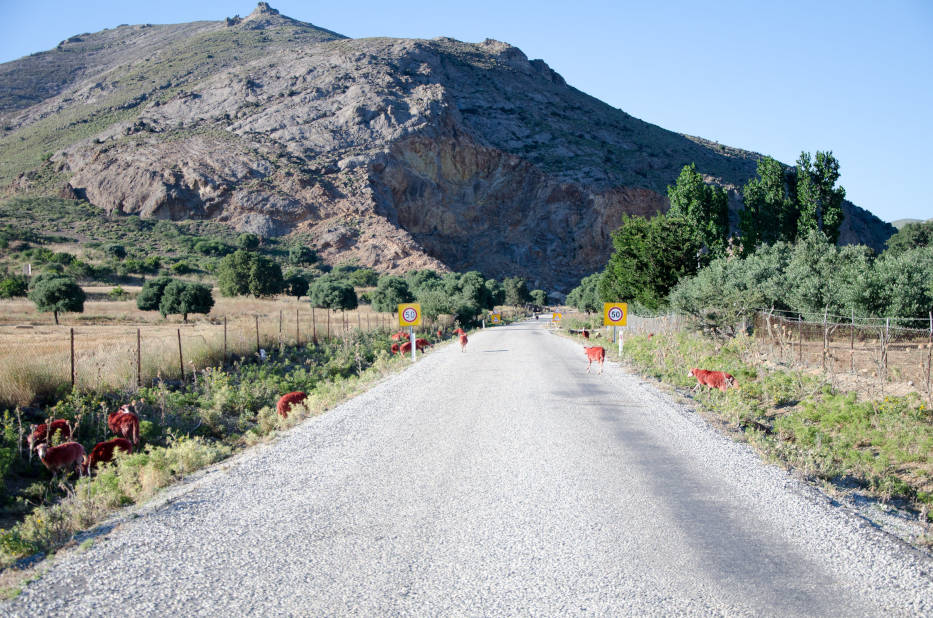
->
xmin=0 ymin=3 xmax=895 ymax=291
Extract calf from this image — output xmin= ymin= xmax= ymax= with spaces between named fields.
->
xmin=36 ymin=441 xmax=86 ymax=477
xmin=581 ymin=328 xmax=590 ymax=340
xmin=82 ymin=438 xmax=133 ymax=475
xmin=27 ymin=419 xmax=72 ymax=451
xmin=688 ymin=368 xmax=739 ymax=392
xmin=414 ymin=338 xmax=432 ymax=351
xmin=276 ymin=391 xmax=308 ymax=419
xmin=584 ymin=346 xmax=606 ymax=374
xmin=390 ymin=331 xmax=406 ymax=341
xmin=108 ymin=403 xmax=140 ymax=446
xmin=400 ymin=341 xmax=413 ymax=355
xmin=458 ymin=333 xmax=468 ymax=352
xmin=390 ymin=342 xmax=400 ymax=355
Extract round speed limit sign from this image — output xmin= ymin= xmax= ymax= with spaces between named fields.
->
xmin=398 ymin=303 xmax=422 ymax=326
xmin=603 ymin=302 xmax=628 ymax=326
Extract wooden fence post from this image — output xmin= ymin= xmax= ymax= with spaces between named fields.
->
xmin=296 ymin=306 xmax=300 ymax=346
xmin=327 ymin=311 xmax=331 ymax=340
xmin=798 ymin=317 xmax=803 ymax=365
xmin=255 ymin=315 xmax=260 ymax=354
xmin=223 ymin=316 xmax=228 ymax=365
xmin=312 ymin=307 xmax=318 ymax=344
xmin=279 ymin=310 xmax=283 ymax=346
xmin=70 ymin=327 xmax=75 ymax=388
xmin=927 ymin=311 xmax=932 ymax=400
xmin=883 ymin=317 xmax=890 ymax=380
xmin=358 ymin=312 xmax=361 ymax=331
xmin=136 ymin=328 xmax=141 ymax=388
xmin=850 ymin=308 xmax=855 ymax=374
xmin=177 ymin=329 xmax=184 ymax=382
xmin=822 ymin=308 xmax=828 ymax=370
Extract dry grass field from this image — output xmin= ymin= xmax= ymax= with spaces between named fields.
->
xmin=0 ymin=290 xmax=402 ymax=408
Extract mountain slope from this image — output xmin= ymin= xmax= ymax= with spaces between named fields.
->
xmin=0 ymin=3 xmax=895 ymax=290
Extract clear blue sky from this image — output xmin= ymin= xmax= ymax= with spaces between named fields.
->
xmin=1 ymin=0 xmax=931 ymax=223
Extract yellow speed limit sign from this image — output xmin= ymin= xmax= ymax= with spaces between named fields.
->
xmin=552 ymin=312 xmax=562 ymax=322
xmin=398 ymin=303 xmax=422 ymax=327
xmin=490 ymin=313 xmax=501 ymax=324
xmin=603 ymin=302 xmax=628 ymax=326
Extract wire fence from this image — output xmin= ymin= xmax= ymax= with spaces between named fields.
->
xmin=754 ymin=309 xmax=933 ymax=393
xmin=0 ymin=307 xmax=445 ymax=409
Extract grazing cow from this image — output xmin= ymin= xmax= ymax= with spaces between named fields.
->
xmin=27 ymin=419 xmax=72 ymax=451
xmin=584 ymin=346 xmax=606 ymax=374
xmin=108 ymin=403 xmax=140 ymax=446
xmin=82 ymin=438 xmax=133 ymax=475
xmin=688 ymin=368 xmax=739 ymax=392
xmin=400 ymin=341 xmax=413 ymax=355
xmin=581 ymin=328 xmax=590 ymax=340
xmin=415 ymin=338 xmax=432 ymax=351
xmin=276 ymin=391 xmax=308 ymax=419
xmin=458 ymin=333 xmax=468 ymax=352
xmin=390 ymin=343 xmax=400 ymax=355
xmin=36 ymin=441 xmax=86 ymax=476
xmin=390 ymin=331 xmax=406 ymax=341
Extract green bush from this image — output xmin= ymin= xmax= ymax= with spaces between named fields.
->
xmin=216 ymin=250 xmax=283 ymax=298
xmin=308 ymin=277 xmax=358 ymax=311
xmin=137 ymin=276 xmax=173 ymax=311
xmin=159 ymin=280 xmax=214 ymax=322
xmin=28 ymin=273 xmax=84 ymax=324
xmin=370 ymin=275 xmax=413 ymax=312
xmin=0 ymin=276 xmax=28 ymax=298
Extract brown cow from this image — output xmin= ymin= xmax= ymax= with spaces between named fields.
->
xmin=584 ymin=346 xmax=606 ymax=374
xmin=36 ymin=442 xmax=86 ymax=476
xmin=458 ymin=333 xmax=468 ymax=352
xmin=27 ymin=419 xmax=72 ymax=451
xmin=276 ymin=391 xmax=308 ymax=418
xmin=108 ymin=403 xmax=140 ymax=445
xmin=82 ymin=438 xmax=133 ymax=475
xmin=688 ymin=368 xmax=738 ymax=392
xmin=415 ymin=338 xmax=432 ymax=351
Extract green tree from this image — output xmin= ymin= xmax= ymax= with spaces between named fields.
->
xmin=283 ymin=270 xmax=309 ymax=301
xmin=503 ymin=277 xmax=531 ymax=306
xmin=795 ymin=151 xmax=846 ymax=244
xmin=348 ymin=268 xmax=379 ymax=287
xmin=308 ymin=277 xmax=358 ymax=311
xmin=194 ymin=238 xmax=232 ymax=257
xmin=371 ymin=275 xmax=414 ymax=313
xmin=739 ymin=156 xmax=796 ymax=250
xmin=530 ymin=289 xmax=548 ymax=306
xmin=566 ymin=273 xmax=601 ymax=313
xmin=288 ymin=245 xmax=318 ymax=265
xmin=0 ymin=276 xmax=28 ymax=299
xmin=598 ymin=214 xmax=703 ymax=312
xmin=667 ymin=163 xmax=729 ymax=256
xmin=484 ymin=279 xmax=505 ymax=306
xmin=216 ymin=250 xmax=284 ymax=298
xmin=159 ymin=280 xmax=214 ymax=323
xmin=137 ymin=276 xmax=173 ymax=311
xmin=28 ymin=274 xmax=85 ymax=324
xmin=405 ymin=269 xmax=443 ymax=295
xmin=236 ymin=233 xmax=261 ymax=250
xmin=458 ymin=271 xmax=494 ymax=310
xmin=884 ymin=221 xmax=933 ymax=254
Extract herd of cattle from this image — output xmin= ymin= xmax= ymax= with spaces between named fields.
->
xmin=25 ymin=322 xmax=737 ymax=482
xmin=27 ymin=403 xmax=140 ymax=478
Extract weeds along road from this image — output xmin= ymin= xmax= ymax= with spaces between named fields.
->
xmin=5 ymin=321 xmax=932 ymax=616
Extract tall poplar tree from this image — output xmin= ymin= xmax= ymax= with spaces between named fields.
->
xmin=795 ymin=151 xmax=846 ymax=244
xmin=667 ymin=164 xmax=729 ymax=256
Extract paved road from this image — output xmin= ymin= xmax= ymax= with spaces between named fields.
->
xmin=5 ymin=321 xmax=932 ymax=615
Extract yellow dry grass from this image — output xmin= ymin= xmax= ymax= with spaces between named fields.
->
xmin=0 ymin=294 xmax=397 ymax=408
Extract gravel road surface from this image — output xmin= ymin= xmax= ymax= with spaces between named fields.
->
xmin=5 ymin=321 xmax=932 ymax=616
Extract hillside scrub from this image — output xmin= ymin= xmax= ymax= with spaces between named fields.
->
xmin=612 ymin=330 xmax=932 ymax=523
xmin=0 ymin=327 xmax=431 ymax=572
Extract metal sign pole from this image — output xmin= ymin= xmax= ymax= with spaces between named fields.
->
xmin=410 ymin=326 xmax=416 ymax=362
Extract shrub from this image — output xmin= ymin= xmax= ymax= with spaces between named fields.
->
xmin=216 ymin=250 xmax=283 ymax=298
xmin=108 ymin=286 xmax=129 ymax=301
xmin=194 ymin=238 xmax=232 ymax=257
xmin=236 ymin=233 xmax=260 ymax=250
xmin=171 ymin=261 xmax=194 ymax=275
xmin=308 ymin=277 xmax=358 ymax=311
xmin=159 ymin=280 xmax=214 ymax=322
xmin=0 ymin=276 xmax=28 ymax=299
xmin=288 ymin=245 xmax=318 ymax=265
xmin=105 ymin=244 xmax=127 ymax=260
xmin=370 ymin=275 xmax=413 ymax=312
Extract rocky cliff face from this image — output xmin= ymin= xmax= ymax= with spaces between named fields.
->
xmin=0 ymin=3 xmax=894 ymax=291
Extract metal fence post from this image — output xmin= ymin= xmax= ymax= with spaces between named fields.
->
xmin=177 ymin=329 xmax=184 ymax=382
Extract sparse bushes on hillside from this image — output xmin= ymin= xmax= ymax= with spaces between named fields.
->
xmin=194 ymin=238 xmax=232 ymax=257
xmin=885 ymin=220 xmax=933 ymax=254
xmin=0 ymin=275 xmax=28 ymax=299
xmin=236 ymin=233 xmax=261 ymax=250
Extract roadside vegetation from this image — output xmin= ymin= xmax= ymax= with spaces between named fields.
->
xmin=563 ymin=319 xmax=932 ymax=531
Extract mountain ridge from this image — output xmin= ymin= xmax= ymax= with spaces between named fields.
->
xmin=0 ymin=3 xmax=896 ymax=290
